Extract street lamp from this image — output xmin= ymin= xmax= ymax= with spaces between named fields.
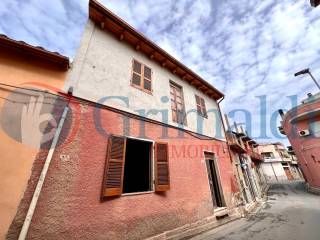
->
xmin=310 ymin=0 xmax=320 ymax=7
xmin=294 ymin=68 xmax=320 ymax=90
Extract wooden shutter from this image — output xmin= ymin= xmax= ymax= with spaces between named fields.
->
xmin=131 ymin=59 xmax=152 ymax=92
xmin=170 ymin=82 xmax=187 ymax=125
xmin=200 ymin=97 xmax=207 ymax=118
xmin=102 ymin=135 xmax=126 ymax=197
xmin=195 ymin=95 xmax=202 ymax=115
xmin=132 ymin=60 xmax=142 ymax=86
xmin=143 ymin=65 xmax=152 ymax=91
xmin=195 ymin=95 xmax=207 ymax=118
xmin=155 ymin=142 xmax=170 ymax=192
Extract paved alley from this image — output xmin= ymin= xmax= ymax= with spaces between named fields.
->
xmin=191 ymin=181 xmax=320 ymax=240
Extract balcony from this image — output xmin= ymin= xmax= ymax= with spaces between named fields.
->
xmin=226 ymin=131 xmax=246 ymax=153
xmin=263 ymin=157 xmax=283 ymax=163
xmin=248 ymin=149 xmax=264 ymax=162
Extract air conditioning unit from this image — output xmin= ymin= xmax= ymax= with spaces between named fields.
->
xmin=299 ymin=129 xmax=311 ymax=137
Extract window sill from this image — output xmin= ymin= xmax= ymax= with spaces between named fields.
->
xmin=130 ymin=83 xmax=153 ymax=95
xmin=121 ymin=190 xmax=154 ymax=197
xmin=197 ymin=114 xmax=208 ymax=119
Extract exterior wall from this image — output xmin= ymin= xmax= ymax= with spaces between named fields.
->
xmin=228 ymin=151 xmax=251 ymax=205
xmin=283 ymin=99 xmax=320 ymax=190
xmin=7 ymin=101 xmax=236 ymax=240
xmin=64 ymin=21 xmax=224 ymax=139
xmin=0 ymin=48 xmax=67 ymax=239
xmin=257 ymin=144 xmax=282 ymax=161
xmin=260 ymin=162 xmax=287 ymax=182
xmin=244 ymin=157 xmax=262 ymax=198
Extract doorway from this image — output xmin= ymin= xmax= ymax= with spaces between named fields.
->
xmin=205 ymin=152 xmax=225 ymax=208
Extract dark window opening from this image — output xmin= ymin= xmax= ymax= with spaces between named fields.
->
xmin=205 ymin=152 xmax=225 ymax=208
xmin=123 ymin=138 xmax=152 ymax=194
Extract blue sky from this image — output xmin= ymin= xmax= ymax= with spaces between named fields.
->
xmin=1 ymin=0 xmax=320 ymax=143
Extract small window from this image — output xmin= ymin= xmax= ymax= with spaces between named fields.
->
xmin=170 ymin=82 xmax=187 ymax=125
xmin=131 ymin=59 xmax=152 ymax=92
xmin=262 ymin=152 xmax=275 ymax=159
xmin=195 ymin=95 xmax=207 ymax=118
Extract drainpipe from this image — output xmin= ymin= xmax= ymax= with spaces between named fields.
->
xmin=217 ymin=96 xmax=245 ymax=206
xmin=217 ymin=96 xmax=233 ymax=162
xmin=18 ymin=90 xmax=72 ymax=240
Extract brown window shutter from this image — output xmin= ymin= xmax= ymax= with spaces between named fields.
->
xmin=155 ymin=142 xmax=170 ymax=192
xmin=200 ymin=98 xmax=207 ymax=118
xmin=102 ymin=135 xmax=126 ymax=197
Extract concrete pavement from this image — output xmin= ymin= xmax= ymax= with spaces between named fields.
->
xmin=191 ymin=181 xmax=320 ymax=240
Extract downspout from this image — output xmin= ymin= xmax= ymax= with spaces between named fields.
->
xmin=18 ymin=91 xmax=72 ymax=240
xmin=217 ymin=96 xmax=243 ymax=206
xmin=217 ymin=96 xmax=233 ymax=163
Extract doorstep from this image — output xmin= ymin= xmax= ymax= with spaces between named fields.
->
xmin=145 ymin=207 xmax=242 ymax=240
xmin=213 ymin=207 xmax=229 ymax=218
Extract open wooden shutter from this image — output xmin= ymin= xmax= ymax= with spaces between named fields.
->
xmin=102 ymin=135 xmax=126 ymax=197
xmin=155 ymin=142 xmax=170 ymax=192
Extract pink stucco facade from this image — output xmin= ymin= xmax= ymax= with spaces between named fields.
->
xmin=282 ymin=97 xmax=320 ymax=193
xmin=7 ymin=99 xmax=238 ymax=239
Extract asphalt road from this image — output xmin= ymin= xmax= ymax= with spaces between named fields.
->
xmin=191 ymin=181 xmax=320 ymax=240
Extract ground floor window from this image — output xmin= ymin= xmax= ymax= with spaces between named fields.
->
xmin=123 ymin=138 xmax=152 ymax=194
xmin=102 ymin=135 xmax=170 ymax=198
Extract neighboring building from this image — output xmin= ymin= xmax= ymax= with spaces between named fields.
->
xmin=224 ymin=117 xmax=267 ymax=209
xmin=280 ymin=93 xmax=320 ymax=194
xmin=256 ymin=142 xmax=303 ymax=183
xmin=287 ymin=146 xmax=304 ymax=180
xmin=6 ymin=1 xmax=242 ymax=239
xmin=311 ymin=0 xmax=320 ymax=7
xmin=0 ymin=35 xmax=69 ymax=239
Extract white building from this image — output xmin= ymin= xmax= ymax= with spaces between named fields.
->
xmin=257 ymin=143 xmax=303 ymax=183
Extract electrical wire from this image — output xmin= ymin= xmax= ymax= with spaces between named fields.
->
xmin=0 ymin=82 xmax=225 ymax=142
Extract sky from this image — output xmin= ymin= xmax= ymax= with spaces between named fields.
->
xmin=0 ymin=0 xmax=320 ymax=144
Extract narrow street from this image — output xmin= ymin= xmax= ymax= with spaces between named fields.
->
xmin=192 ymin=181 xmax=320 ymax=240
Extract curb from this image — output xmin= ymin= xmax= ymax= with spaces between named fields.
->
xmin=145 ymin=209 xmax=242 ymax=240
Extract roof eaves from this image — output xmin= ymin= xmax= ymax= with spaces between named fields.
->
xmin=0 ymin=34 xmax=69 ymax=70
xmin=89 ymin=0 xmax=224 ymax=101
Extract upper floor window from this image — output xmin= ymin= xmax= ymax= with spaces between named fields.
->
xmin=131 ymin=59 xmax=152 ymax=92
xmin=170 ymin=82 xmax=187 ymax=125
xmin=195 ymin=95 xmax=207 ymax=118
xmin=262 ymin=152 xmax=275 ymax=159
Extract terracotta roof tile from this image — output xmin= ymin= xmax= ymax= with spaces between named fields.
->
xmin=0 ymin=34 xmax=69 ymax=70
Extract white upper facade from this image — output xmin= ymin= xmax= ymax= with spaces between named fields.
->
xmin=65 ymin=20 xmax=225 ymax=139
